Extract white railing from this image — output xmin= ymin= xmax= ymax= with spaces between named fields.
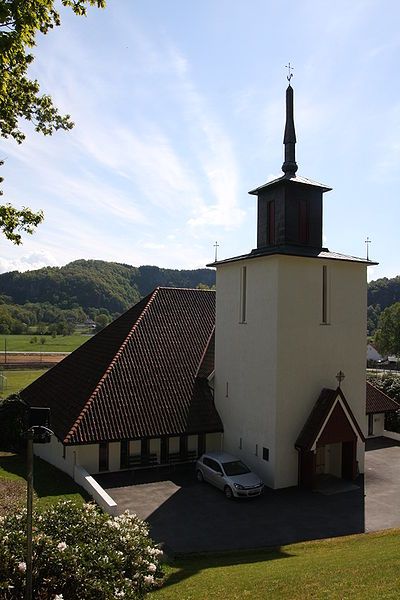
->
xmin=73 ymin=464 xmax=118 ymax=516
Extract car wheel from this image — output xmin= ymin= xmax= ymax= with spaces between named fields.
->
xmin=224 ymin=485 xmax=234 ymax=499
xmin=196 ymin=469 xmax=204 ymax=482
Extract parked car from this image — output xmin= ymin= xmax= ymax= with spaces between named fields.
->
xmin=196 ymin=452 xmax=264 ymax=499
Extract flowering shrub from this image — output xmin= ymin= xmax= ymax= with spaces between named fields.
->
xmin=0 ymin=500 xmax=164 ymax=599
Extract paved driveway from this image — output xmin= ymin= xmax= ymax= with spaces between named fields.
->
xmin=365 ymin=436 xmax=400 ymax=532
xmin=96 ymin=438 xmax=399 ymax=554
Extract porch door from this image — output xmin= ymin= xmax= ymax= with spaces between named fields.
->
xmin=342 ymin=440 xmax=357 ymax=480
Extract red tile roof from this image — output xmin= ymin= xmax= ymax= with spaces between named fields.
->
xmin=295 ymin=387 xmax=365 ymax=451
xmin=21 ymin=288 xmax=222 ymax=445
xmin=366 ymin=382 xmax=400 ymax=414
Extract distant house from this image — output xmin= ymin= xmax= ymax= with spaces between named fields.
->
xmin=367 ymin=344 xmax=382 ymax=363
xmin=366 ymin=382 xmax=400 ymax=437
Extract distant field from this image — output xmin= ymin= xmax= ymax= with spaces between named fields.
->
xmin=0 ymin=334 xmax=90 ymax=353
xmin=0 ymin=369 xmax=48 ymax=397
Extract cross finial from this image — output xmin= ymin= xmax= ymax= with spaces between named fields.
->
xmin=336 ymin=370 xmax=345 ymax=388
xmin=213 ymin=241 xmax=219 ymax=262
xmin=285 ymin=62 xmax=294 ymax=83
xmin=365 ymin=237 xmax=371 ymax=261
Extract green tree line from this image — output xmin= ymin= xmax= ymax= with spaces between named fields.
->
xmin=0 ymin=259 xmax=216 ymax=333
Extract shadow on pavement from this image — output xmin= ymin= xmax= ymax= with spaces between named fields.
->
xmin=365 ymin=436 xmax=400 ymax=451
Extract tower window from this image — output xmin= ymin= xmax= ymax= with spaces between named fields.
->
xmin=322 ymin=265 xmax=329 ymax=324
xmin=267 ymin=200 xmax=275 ymax=244
xmin=239 ymin=266 xmax=247 ymax=323
xmin=299 ymin=199 xmax=309 ymax=244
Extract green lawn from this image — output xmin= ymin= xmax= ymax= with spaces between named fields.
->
xmin=0 ymin=368 xmax=48 ymax=397
xmin=0 ymin=452 xmax=88 ymax=515
xmin=150 ymin=530 xmax=400 ymax=599
xmin=1 ymin=333 xmax=90 ymax=353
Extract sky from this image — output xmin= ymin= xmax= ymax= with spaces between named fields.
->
xmin=0 ymin=0 xmax=399 ymax=281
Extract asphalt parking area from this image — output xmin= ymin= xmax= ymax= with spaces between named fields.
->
xmin=96 ymin=438 xmax=399 ymax=554
xmin=97 ymin=466 xmax=365 ymax=554
xmin=365 ymin=436 xmax=400 ymax=532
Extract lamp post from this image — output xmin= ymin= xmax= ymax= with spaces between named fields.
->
xmin=22 ymin=408 xmax=53 ymax=600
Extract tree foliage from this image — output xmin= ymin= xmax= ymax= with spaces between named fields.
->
xmin=374 ymin=302 xmax=400 ymax=356
xmin=0 ymin=392 xmax=27 ymax=450
xmin=0 ymin=259 xmax=216 ymax=314
xmin=0 ymin=0 xmax=105 ymax=243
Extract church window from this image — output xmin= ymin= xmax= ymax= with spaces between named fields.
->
xmin=239 ymin=266 xmax=247 ymax=323
xmin=267 ymin=200 xmax=275 ymax=244
xmin=255 ymin=444 xmax=258 ymax=456
xmin=239 ymin=437 xmax=243 ymax=450
xmin=322 ymin=265 xmax=329 ymax=324
xmin=299 ymin=199 xmax=309 ymax=243
xmin=263 ymin=447 xmax=269 ymax=461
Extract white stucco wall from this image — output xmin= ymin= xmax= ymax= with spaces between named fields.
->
xmin=33 ymin=435 xmax=75 ymax=477
xmin=215 ymin=258 xmax=279 ymax=486
xmin=108 ymin=442 xmax=120 ymax=471
xmin=188 ymin=435 xmax=197 ymax=451
xmin=206 ymin=432 xmax=223 ymax=452
xmin=74 ymin=443 xmax=100 ymax=474
xmin=215 ymin=253 xmax=367 ymax=489
xmin=275 ymin=256 xmax=367 ymax=487
xmin=366 ymin=413 xmax=385 ymax=437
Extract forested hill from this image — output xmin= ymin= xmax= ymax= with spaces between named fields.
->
xmin=367 ymin=275 xmax=400 ymax=334
xmin=0 ymin=260 xmax=216 ymax=313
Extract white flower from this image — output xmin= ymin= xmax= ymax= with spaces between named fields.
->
xmin=148 ymin=563 xmax=157 ymax=573
xmin=57 ymin=542 xmax=67 ymax=552
xmin=18 ymin=562 xmax=26 ymax=573
xmin=54 ymin=594 xmax=64 ymax=600
xmin=115 ymin=590 xmax=125 ymax=598
xmin=144 ymin=574 xmax=154 ymax=585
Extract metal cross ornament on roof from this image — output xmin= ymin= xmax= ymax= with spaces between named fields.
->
xmin=214 ymin=241 xmax=219 ymax=262
xmin=336 ymin=370 xmax=345 ymax=387
xmin=285 ymin=62 xmax=294 ymax=82
xmin=365 ymin=237 xmax=371 ymax=261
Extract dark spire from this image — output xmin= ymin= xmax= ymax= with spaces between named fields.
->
xmin=282 ymin=83 xmax=298 ymax=177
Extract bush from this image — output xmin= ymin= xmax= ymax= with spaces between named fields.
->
xmin=0 ymin=500 xmax=164 ymax=599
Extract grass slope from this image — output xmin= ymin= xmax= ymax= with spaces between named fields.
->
xmin=0 ymin=368 xmax=48 ymax=397
xmin=0 ymin=452 xmax=88 ymax=516
xmin=151 ymin=530 xmax=400 ymax=599
xmin=1 ymin=334 xmax=89 ymax=352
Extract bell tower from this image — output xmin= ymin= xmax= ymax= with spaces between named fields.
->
xmin=211 ymin=74 xmax=374 ymax=490
xmin=250 ymin=82 xmax=331 ymax=253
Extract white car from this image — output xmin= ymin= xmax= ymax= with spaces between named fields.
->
xmin=196 ymin=452 xmax=264 ymax=499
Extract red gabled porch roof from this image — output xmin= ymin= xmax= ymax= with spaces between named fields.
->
xmin=295 ymin=387 xmax=365 ymax=451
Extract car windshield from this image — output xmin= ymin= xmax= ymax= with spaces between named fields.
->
xmin=222 ymin=460 xmax=251 ymax=476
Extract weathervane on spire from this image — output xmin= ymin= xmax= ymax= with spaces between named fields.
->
xmin=282 ymin=62 xmax=298 ymax=176
xmin=285 ymin=62 xmax=294 ymax=83
xmin=365 ymin=237 xmax=371 ymax=261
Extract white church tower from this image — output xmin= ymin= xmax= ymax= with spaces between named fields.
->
xmin=212 ymin=80 xmax=375 ymax=489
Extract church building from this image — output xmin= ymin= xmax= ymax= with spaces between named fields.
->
xmin=21 ymin=81 xmax=376 ymax=490
xmin=212 ymin=81 xmax=374 ymax=488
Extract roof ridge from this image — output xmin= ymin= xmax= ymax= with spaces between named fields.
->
xmin=157 ymin=286 xmax=215 ymax=292
xmin=195 ymin=326 xmax=215 ymax=378
xmin=65 ymin=288 xmax=159 ymax=442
